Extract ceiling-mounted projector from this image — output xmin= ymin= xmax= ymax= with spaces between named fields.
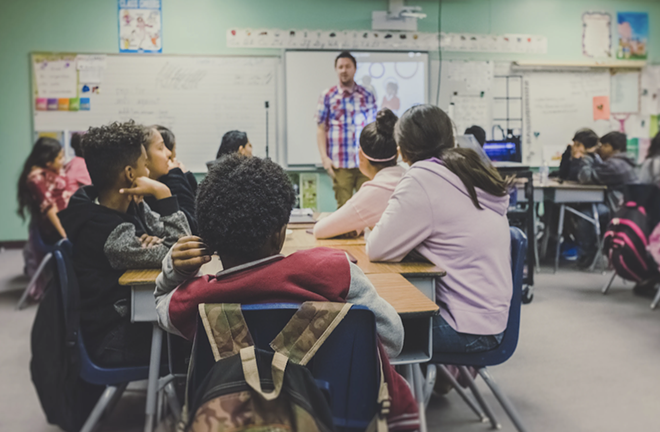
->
xmin=372 ymin=0 xmax=426 ymax=31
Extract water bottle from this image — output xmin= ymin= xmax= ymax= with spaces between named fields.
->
xmin=539 ymin=159 xmax=549 ymax=186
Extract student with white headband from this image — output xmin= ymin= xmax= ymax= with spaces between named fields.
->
xmin=314 ymin=108 xmax=406 ymax=239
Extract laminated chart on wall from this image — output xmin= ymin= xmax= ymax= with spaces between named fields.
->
xmin=33 ymin=55 xmax=78 ymax=100
xmin=449 ymin=96 xmax=492 ymax=139
xmin=118 ymin=0 xmax=162 ymax=53
xmin=641 ymin=66 xmax=660 ymax=116
xmin=610 ymin=70 xmax=640 ymax=114
xmin=582 ymin=12 xmax=612 ymax=58
xmin=523 ymin=71 xmax=611 ymax=166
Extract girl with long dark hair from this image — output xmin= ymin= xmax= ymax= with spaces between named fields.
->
xmin=18 ymin=137 xmax=69 ymax=243
xmin=367 ymin=104 xmax=513 ymax=354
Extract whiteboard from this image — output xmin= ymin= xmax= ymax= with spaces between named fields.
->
xmin=523 ymin=71 xmax=611 ymax=166
xmin=33 ymin=55 xmax=278 ymax=172
xmin=285 ymin=50 xmax=428 ymax=166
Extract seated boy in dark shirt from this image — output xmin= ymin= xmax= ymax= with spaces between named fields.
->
xmin=59 ymin=120 xmax=190 ymax=366
xmin=555 ymin=128 xmax=600 ymax=181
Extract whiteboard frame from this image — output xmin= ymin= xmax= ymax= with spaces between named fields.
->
xmin=282 ymin=49 xmax=431 ymax=168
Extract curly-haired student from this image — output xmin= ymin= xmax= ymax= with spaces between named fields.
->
xmin=59 ymin=120 xmax=190 ymax=367
xmin=155 ymin=154 xmax=420 ymax=430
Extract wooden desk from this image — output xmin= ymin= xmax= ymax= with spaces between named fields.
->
xmin=514 ymin=177 xmax=607 ymax=272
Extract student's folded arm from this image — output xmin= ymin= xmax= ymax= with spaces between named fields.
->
xmin=577 ymin=155 xmax=600 ymax=184
xmin=162 ymin=169 xmax=198 ymax=234
xmin=154 ymin=247 xmax=201 ymax=337
xmin=143 ymin=197 xmax=191 ymax=246
xmin=103 ymin=222 xmax=172 ymax=270
xmin=345 ymin=258 xmax=404 ymax=358
xmin=366 ymin=175 xmax=432 ymax=262
xmin=313 ymin=199 xmax=367 ymax=239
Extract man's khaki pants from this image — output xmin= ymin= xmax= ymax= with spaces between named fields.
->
xmin=333 ymin=168 xmax=370 ymax=208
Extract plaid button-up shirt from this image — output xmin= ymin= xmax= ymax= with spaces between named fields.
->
xmin=316 ymin=83 xmax=377 ymax=169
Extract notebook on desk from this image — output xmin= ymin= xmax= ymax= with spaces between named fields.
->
xmin=289 ymin=208 xmax=316 ymax=224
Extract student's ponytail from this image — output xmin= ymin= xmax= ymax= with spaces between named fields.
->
xmin=359 ymin=108 xmax=398 ymax=168
xmin=396 ymin=104 xmax=511 ymax=209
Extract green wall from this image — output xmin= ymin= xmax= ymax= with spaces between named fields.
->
xmin=1 ymin=0 xmax=658 ymax=240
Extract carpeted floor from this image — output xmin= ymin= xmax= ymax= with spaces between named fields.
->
xmin=1 ymin=247 xmax=658 ymax=432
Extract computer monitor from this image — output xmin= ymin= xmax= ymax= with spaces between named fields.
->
xmin=455 ymin=135 xmax=492 ymax=166
xmin=483 ymin=139 xmax=522 ymax=162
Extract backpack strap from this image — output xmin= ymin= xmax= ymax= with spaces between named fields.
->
xmin=366 ymin=350 xmax=391 ymax=432
xmin=240 ymin=346 xmax=288 ymax=401
xmin=198 ymin=303 xmax=254 ymax=361
xmin=270 ymin=302 xmax=353 ymax=366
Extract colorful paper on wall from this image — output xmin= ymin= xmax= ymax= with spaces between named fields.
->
xmin=68 ymin=98 xmax=80 ymax=111
xmin=80 ymin=98 xmax=91 ymax=111
xmin=77 ymin=54 xmax=107 ymax=84
xmin=617 ymin=12 xmax=648 ymax=60
xmin=47 ymin=99 xmax=59 ymax=110
xmin=34 ymin=58 xmax=78 ymax=99
xmin=118 ymin=0 xmax=162 ymax=53
xmin=35 ymin=98 xmax=47 ymax=111
xmin=593 ymin=96 xmax=610 ymax=120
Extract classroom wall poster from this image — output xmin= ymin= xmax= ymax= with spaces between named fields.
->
xmin=616 ymin=12 xmax=648 ymax=60
xmin=118 ymin=0 xmax=162 ymax=53
xmin=582 ymin=12 xmax=611 ymax=58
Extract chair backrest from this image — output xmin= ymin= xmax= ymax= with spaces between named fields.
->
xmin=52 ymin=241 xmax=149 ymax=385
xmin=431 ymin=226 xmax=527 ymax=367
xmin=190 ymin=303 xmax=380 ymax=432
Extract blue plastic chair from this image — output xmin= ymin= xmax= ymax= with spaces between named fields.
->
xmin=190 ymin=303 xmax=380 ymax=432
xmin=428 ymin=226 xmax=528 ymax=432
xmin=16 ymin=223 xmax=58 ymax=310
xmin=52 ymin=240 xmax=151 ymax=432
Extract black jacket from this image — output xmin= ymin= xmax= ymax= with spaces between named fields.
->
xmin=58 ymin=186 xmax=188 ymax=352
xmin=145 ymin=168 xmax=198 ymax=235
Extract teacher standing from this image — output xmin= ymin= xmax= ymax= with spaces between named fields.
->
xmin=316 ymin=51 xmax=377 ymax=208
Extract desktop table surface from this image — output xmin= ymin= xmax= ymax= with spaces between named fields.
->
xmin=120 ymin=259 xmax=438 ymax=317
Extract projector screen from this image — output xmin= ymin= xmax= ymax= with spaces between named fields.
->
xmin=285 ymin=50 xmax=429 ymax=166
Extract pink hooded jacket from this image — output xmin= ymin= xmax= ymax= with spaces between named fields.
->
xmin=367 ymin=158 xmax=512 ymax=335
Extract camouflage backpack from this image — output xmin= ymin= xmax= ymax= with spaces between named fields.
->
xmin=182 ymin=302 xmax=389 ymax=432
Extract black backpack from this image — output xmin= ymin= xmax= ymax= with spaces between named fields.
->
xmin=30 ymin=243 xmax=103 ymax=432
xmin=603 ymin=201 xmax=657 ymax=282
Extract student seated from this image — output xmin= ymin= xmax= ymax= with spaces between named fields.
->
xmin=573 ymin=131 xmax=638 ymax=267
xmin=313 ymin=108 xmax=405 ymax=239
xmin=65 ymin=132 xmax=91 ymax=193
xmin=464 ymin=125 xmax=486 ymax=147
xmin=216 ymin=130 xmax=253 ymax=158
xmin=155 ymin=154 xmax=419 ymax=428
xmin=155 ymin=125 xmax=198 ymax=193
xmin=578 ymin=131 xmax=638 ymax=208
xmin=59 ymin=121 xmax=190 ymax=367
xmin=554 ymin=128 xmax=600 ymax=181
xmin=639 ymin=132 xmax=660 ymax=186
xmin=366 ymin=104 xmax=513 ymax=355
xmin=143 ymin=126 xmax=198 ymax=235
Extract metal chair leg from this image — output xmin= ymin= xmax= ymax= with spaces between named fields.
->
xmin=458 ymin=366 xmax=500 ymax=429
xmin=437 ymin=365 xmax=486 ymax=422
xmin=16 ymin=252 xmax=52 ymax=310
xmin=164 ymin=381 xmax=182 ymax=420
xmin=412 ymin=363 xmax=428 ymax=432
xmin=651 ymin=284 xmax=660 ymax=310
xmin=602 ymin=272 xmax=617 ymax=295
xmin=478 ymin=368 xmax=528 ymax=432
xmin=80 ymin=386 xmax=120 ymax=432
xmin=423 ymin=364 xmax=437 ymax=407
xmin=554 ymin=205 xmax=565 ymax=273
